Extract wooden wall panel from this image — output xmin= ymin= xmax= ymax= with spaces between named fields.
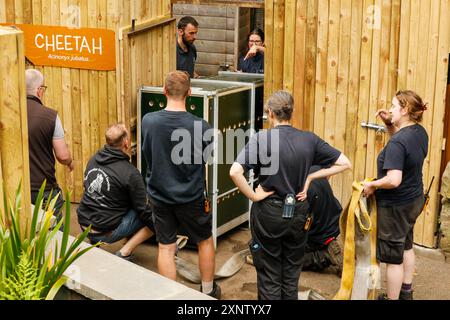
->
xmin=0 ymin=27 xmax=31 ymax=233
xmin=264 ymin=0 xmax=449 ymax=248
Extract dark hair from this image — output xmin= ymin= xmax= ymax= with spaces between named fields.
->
xmin=265 ymin=90 xmax=294 ymax=121
xmin=248 ymin=28 xmax=264 ymax=43
xmin=395 ymin=90 xmax=428 ymax=123
xmin=178 ymin=16 xmax=199 ymax=30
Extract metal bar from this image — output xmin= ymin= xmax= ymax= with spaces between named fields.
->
xmin=361 ymin=122 xmax=387 ymax=133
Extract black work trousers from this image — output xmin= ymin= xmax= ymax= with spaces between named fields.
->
xmin=249 ymin=198 xmax=308 ymax=300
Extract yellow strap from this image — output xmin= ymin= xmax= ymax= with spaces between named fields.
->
xmin=356 ymin=197 xmax=372 ymax=232
xmin=333 ymin=179 xmax=379 ymax=300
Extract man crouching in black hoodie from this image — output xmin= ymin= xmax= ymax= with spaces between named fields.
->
xmin=77 ymin=123 xmax=154 ymax=261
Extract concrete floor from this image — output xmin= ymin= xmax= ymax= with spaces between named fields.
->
xmin=69 ymin=204 xmax=450 ymax=300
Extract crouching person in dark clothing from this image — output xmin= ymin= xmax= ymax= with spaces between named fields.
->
xmin=230 ymin=91 xmax=351 ymax=300
xmin=77 ymin=123 xmax=154 ymax=261
xmin=301 ymin=166 xmax=343 ymax=275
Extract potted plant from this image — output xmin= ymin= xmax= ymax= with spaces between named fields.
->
xmin=0 ymin=182 xmax=98 ymax=300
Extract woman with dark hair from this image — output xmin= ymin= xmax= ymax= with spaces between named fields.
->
xmin=230 ymin=91 xmax=351 ymax=300
xmin=238 ymin=28 xmax=265 ymax=74
xmin=363 ymin=90 xmax=429 ymax=300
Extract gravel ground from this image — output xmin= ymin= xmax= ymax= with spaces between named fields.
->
xmin=70 ymin=205 xmax=450 ymax=300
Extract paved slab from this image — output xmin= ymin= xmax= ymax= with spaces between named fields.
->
xmin=53 ymin=232 xmax=214 ymax=300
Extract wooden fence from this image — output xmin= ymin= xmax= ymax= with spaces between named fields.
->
xmin=264 ymin=0 xmax=449 ymax=248
xmin=0 ymin=0 xmax=174 ymax=203
xmin=0 ymin=27 xmax=31 ymax=233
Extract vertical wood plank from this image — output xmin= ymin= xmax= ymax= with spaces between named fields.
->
xmin=365 ymin=0 xmax=382 ymax=180
xmin=98 ymin=0 xmax=108 ymax=151
xmin=342 ymin=0 xmax=363 ymax=208
xmin=13 ymin=0 xmax=23 ymax=23
xmin=88 ymin=0 xmax=99 ymax=155
xmin=292 ymin=0 xmax=307 ymax=129
xmin=386 ymin=0 xmax=400 ymax=101
xmin=324 ymin=0 xmax=340 ymax=194
xmin=405 ymin=0 xmax=420 ymax=90
xmin=264 ymin=0 xmax=274 ymax=101
xmin=0 ymin=0 xmax=7 ymax=22
xmin=60 ymin=0 xmax=75 ymax=200
xmin=372 ymin=0 xmax=392 ymax=183
xmin=79 ymin=0 xmax=91 ymax=172
xmin=397 ymin=0 xmax=410 ymax=89
xmin=415 ymin=0 xmax=441 ymax=243
xmin=282 ymin=0 xmax=295 ymax=93
xmin=353 ymin=0 xmax=374 ymax=182
xmin=156 ymin=26 xmax=163 ymax=85
xmin=334 ymin=0 xmax=352 ymax=202
xmin=0 ymin=151 xmax=4 ymax=215
xmin=423 ymin=0 xmax=449 ymax=247
xmin=313 ymin=0 xmax=329 ymax=137
xmin=69 ymin=0 xmax=82 ymax=201
xmin=107 ymin=0 xmax=119 ymax=127
xmin=303 ymin=0 xmax=318 ymax=131
xmin=32 ymin=0 xmax=42 ymax=24
xmin=5 ymin=0 xmax=15 ymax=22
xmin=0 ymin=27 xmax=31 ymax=234
xmin=412 ymin=0 xmax=434 ymax=243
xmin=272 ymin=0 xmax=285 ymax=91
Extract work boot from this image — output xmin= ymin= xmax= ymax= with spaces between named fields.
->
xmin=201 ymin=282 xmax=222 ymax=300
xmin=377 ymin=293 xmax=390 ymax=300
xmin=399 ymin=290 xmax=413 ymax=300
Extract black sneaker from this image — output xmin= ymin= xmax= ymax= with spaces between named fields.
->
xmin=114 ymin=251 xmax=135 ymax=262
xmin=201 ymin=282 xmax=222 ymax=299
xmin=399 ymin=290 xmax=413 ymax=300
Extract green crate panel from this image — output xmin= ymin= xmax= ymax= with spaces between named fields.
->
xmin=215 ymin=91 xmax=251 ymax=193
xmin=217 ymin=191 xmax=249 ymax=228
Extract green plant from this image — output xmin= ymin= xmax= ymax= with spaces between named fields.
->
xmin=0 ymin=182 xmax=98 ymax=300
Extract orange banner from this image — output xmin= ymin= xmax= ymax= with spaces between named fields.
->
xmin=3 ymin=24 xmax=116 ymax=71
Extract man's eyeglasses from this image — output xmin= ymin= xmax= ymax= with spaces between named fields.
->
xmin=39 ymin=85 xmax=47 ymax=92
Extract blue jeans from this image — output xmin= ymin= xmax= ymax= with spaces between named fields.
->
xmin=88 ymin=209 xmax=145 ymax=244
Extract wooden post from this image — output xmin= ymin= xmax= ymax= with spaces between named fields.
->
xmin=0 ymin=26 xmax=31 ymax=235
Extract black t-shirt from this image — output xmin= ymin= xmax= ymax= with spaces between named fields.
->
xmin=238 ymin=53 xmax=264 ymax=74
xmin=375 ymin=124 xmax=428 ymax=206
xmin=176 ymin=41 xmax=197 ymax=78
xmin=236 ymin=125 xmax=341 ymax=198
xmin=141 ymin=110 xmax=212 ymax=205
xmin=307 ymin=178 xmax=342 ymax=244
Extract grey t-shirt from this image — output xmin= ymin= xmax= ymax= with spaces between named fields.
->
xmin=53 ymin=115 xmax=65 ymax=139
